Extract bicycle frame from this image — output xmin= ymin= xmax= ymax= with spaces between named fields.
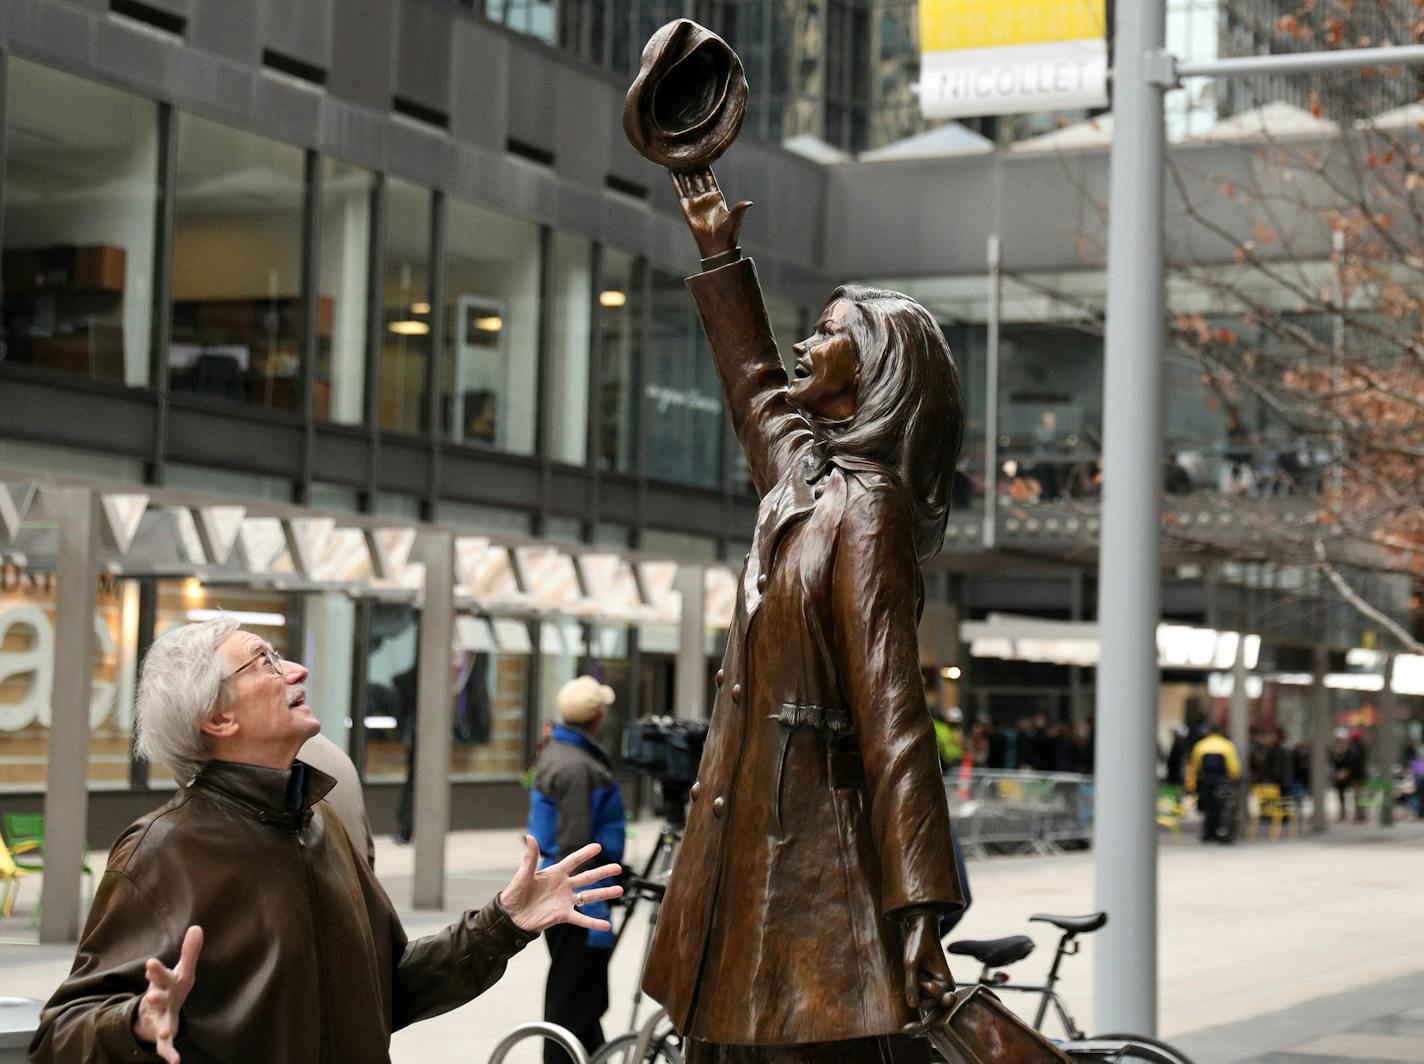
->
xmin=953 ymin=927 xmax=1087 ymax=1040
xmin=953 ymin=979 xmax=1082 ymax=1041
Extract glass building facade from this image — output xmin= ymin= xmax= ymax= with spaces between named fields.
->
xmin=0 ymin=35 xmax=811 ymax=807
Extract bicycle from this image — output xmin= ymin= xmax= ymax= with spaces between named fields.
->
xmin=943 ymin=911 xmax=1197 ymax=1063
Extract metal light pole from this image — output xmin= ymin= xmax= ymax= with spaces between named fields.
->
xmin=982 ymin=234 xmax=1002 ymax=550
xmin=1092 ymin=0 xmax=1168 ymax=1036
xmin=1085 ymin=17 xmax=1424 ymax=1035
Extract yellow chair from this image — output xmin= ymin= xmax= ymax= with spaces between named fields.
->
xmin=1250 ymin=784 xmax=1301 ymax=840
xmin=1156 ymin=784 xmax=1186 ymax=839
xmin=995 ymin=778 xmax=1024 ymax=801
xmin=0 ymin=835 xmax=36 ymax=917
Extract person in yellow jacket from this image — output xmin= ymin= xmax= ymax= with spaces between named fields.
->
xmin=931 ymin=705 xmax=966 ymax=767
xmin=1187 ymin=724 xmax=1243 ymax=843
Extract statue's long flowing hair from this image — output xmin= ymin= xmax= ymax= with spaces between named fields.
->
xmin=810 ymin=285 xmax=963 ymax=562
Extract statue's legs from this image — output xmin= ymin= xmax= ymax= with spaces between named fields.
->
xmin=684 ymin=1036 xmax=929 ymax=1064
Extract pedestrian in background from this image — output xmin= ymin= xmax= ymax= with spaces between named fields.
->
xmin=1407 ymin=744 xmax=1424 ymax=819
xmin=529 ymin=676 xmax=627 ymax=1063
xmin=931 ymin=705 xmax=966 ymax=769
xmin=1188 ymin=723 xmax=1243 ymax=843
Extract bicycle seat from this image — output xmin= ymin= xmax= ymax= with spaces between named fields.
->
xmin=946 ymin=935 xmax=1035 ymax=968
xmin=1029 ymin=912 xmax=1107 ymax=935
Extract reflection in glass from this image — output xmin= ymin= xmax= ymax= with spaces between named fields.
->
xmin=598 ymin=249 xmax=640 ymax=474
xmin=645 ymin=268 xmax=723 ymax=488
xmin=362 ymin=602 xmax=418 ymax=783
xmin=168 ymin=113 xmax=306 ymax=409
xmin=317 ymin=158 xmax=375 ymax=423
xmin=380 ymin=179 xmax=432 ymax=434
xmin=441 ymin=197 xmax=539 ymax=454
xmin=2 ymin=59 xmax=157 ymax=386
xmin=547 ymin=233 xmax=593 ymax=465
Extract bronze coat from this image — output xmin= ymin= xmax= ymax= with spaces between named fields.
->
xmin=30 ymin=760 xmax=536 ymax=1064
xmin=641 ymin=259 xmax=964 ymax=1045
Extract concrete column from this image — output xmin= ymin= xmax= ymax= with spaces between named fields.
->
xmin=412 ymin=531 xmax=455 ymax=910
xmin=1373 ymin=655 xmax=1396 ymax=827
xmin=1229 ymin=619 xmax=1252 ymax=822
xmin=1091 ymin=0 xmax=1168 ymax=1036
xmin=41 ymin=488 xmax=103 ymax=943
xmin=674 ymin=563 xmax=706 ymax=720
xmin=1309 ymin=646 xmax=1331 ymax=834
xmin=304 ymin=592 xmax=356 ymax=742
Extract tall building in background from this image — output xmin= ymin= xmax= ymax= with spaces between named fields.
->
xmin=483 ymin=0 xmax=1246 ymax=152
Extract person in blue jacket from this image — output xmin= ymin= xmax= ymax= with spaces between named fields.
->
xmin=530 ymin=675 xmax=627 ymax=1061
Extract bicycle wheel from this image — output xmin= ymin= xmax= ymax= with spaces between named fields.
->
xmin=590 ymin=1030 xmax=684 ymax=1064
xmin=1064 ymin=1034 xmax=1197 ymax=1064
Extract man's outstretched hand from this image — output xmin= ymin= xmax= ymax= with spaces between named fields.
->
xmin=670 ymin=169 xmax=752 ymax=261
xmin=133 ymin=924 xmax=203 ymax=1063
xmin=500 ymin=835 xmax=623 ymax=934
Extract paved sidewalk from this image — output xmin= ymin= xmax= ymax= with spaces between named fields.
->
xmin=2 ymin=815 xmax=1422 ymax=1062
xmin=1177 ymin=972 xmax=1424 ymax=1064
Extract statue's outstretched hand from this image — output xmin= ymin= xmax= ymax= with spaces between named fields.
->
xmin=133 ymin=925 xmax=203 ymax=1063
xmin=900 ymin=912 xmax=957 ymax=1024
xmin=670 ymin=169 xmax=752 ymax=260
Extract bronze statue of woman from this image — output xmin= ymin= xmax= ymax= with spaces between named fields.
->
xmin=625 ymin=26 xmax=968 ymax=1059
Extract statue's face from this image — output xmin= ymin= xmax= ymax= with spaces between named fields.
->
xmin=788 ymin=299 xmax=858 ymax=421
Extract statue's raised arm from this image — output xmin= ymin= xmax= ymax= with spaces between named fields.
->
xmin=624 ymin=20 xmax=809 ymax=497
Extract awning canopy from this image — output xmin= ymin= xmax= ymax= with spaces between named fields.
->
xmin=0 ymin=469 xmax=739 ymax=631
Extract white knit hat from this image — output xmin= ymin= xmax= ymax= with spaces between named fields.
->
xmin=558 ymin=675 xmax=615 ymax=724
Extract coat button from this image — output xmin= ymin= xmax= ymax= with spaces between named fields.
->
xmin=715 ymin=669 xmax=725 ymax=686
xmin=712 ymin=796 xmax=726 ymax=816
xmin=731 ymin=683 xmax=742 ymax=703
xmin=756 ymin=573 xmax=768 ymax=592
xmin=690 ymin=781 xmax=701 ymax=802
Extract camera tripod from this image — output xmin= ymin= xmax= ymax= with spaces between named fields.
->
xmin=609 ymin=780 xmax=687 ymax=1029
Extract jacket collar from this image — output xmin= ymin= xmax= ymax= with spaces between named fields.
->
xmin=190 ymin=759 xmax=337 ymax=824
xmin=552 ymin=723 xmax=611 ymax=766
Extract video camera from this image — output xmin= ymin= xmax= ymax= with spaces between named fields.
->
xmin=622 ymin=716 xmax=709 ymax=827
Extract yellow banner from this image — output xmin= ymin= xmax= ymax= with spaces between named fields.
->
xmin=920 ymin=0 xmax=1107 ymax=54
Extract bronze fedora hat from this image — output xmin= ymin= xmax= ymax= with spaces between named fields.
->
xmin=623 ymin=19 xmax=748 ymax=170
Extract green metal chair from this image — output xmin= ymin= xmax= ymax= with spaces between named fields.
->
xmin=1358 ymin=777 xmax=1392 ymax=821
xmin=2 ymin=812 xmax=95 ymax=928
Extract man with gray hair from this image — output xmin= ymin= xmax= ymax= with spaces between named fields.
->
xmin=31 ymin=618 xmax=622 ymax=1064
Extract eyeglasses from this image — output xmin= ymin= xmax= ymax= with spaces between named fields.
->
xmin=228 ymin=645 xmax=284 ymax=680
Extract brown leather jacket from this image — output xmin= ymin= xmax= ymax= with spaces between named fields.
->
xmin=641 ymin=259 xmax=964 ymax=1045
xmin=30 ymin=760 xmax=537 ymax=1063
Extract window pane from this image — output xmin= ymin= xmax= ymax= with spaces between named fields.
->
xmin=379 ymin=178 xmax=432 ymax=434
xmin=317 ymin=158 xmax=375 ymax=424
xmin=0 ymin=572 xmax=135 ymax=792
xmin=645 ymin=267 xmax=723 ymax=488
xmin=168 ymin=113 xmax=306 ymax=410
xmin=362 ymin=602 xmax=418 ymax=783
xmin=598 ymin=249 xmax=640 ymax=474
xmin=440 ymin=197 xmax=539 ymax=454
xmin=449 ymin=639 xmax=531 ymax=779
xmin=2 ymin=59 xmax=157 ymax=387
xmin=547 ymin=233 xmax=592 ymax=465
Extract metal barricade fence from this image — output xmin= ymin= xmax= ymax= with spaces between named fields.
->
xmin=945 ymin=770 xmax=1094 ymax=856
